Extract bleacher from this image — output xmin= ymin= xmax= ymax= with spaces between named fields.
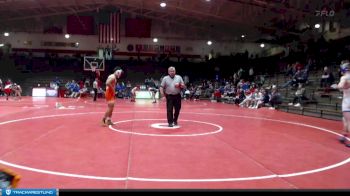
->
xmin=265 ymin=68 xmax=343 ymax=121
xmin=211 ymin=65 xmax=343 ymax=121
xmin=20 ymin=71 xmax=84 ymax=96
xmin=0 ymin=51 xmax=346 ymax=121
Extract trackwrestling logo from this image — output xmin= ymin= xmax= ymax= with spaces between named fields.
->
xmin=1 ymin=189 xmax=57 ymax=196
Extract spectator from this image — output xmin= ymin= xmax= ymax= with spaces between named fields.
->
xmin=295 ymin=61 xmax=303 ymax=71
xmin=269 ymin=85 xmax=282 ymax=109
xmin=281 ymin=68 xmax=307 ymax=89
xmin=251 ymin=89 xmax=265 ymax=109
xmin=12 ymin=83 xmax=22 ymax=100
xmin=285 ymin=64 xmax=295 ymax=77
xmin=234 ymin=88 xmax=245 ymax=105
xmin=194 ymin=86 xmax=202 ymax=100
xmin=320 ymin=66 xmax=335 ymax=88
xmin=184 ymin=88 xmax=191 ymax=100
xmin=93 ymin=78 xmax=98 ymax=101
xmin=213 ymin=89 xmax=222 ymax=102
xmin=130 ymin=85 xmax=140 ymax=102
xmin=288 ymin=83 xmax=308 ymax=107
xmin=0 ymin=79 xmax=3 ymax=96
xmin=126 ymin=81 xmax=132 ymax=99
xmin=248 ymin=67 xmax=254 ymax=82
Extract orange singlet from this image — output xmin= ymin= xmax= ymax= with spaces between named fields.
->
xmin=105 ymin=86 xmax=115 ymax=102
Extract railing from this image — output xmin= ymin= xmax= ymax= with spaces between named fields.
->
xmin=278 ymin=104 xmax=342 ymax=120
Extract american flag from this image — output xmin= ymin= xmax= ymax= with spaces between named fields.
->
xmin=98 ymin=12 xmax=120 ymax=44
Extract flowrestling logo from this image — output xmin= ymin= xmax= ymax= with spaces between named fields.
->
xmin=1 ymin=189 xmax=57 ymax=196
xmin=315 ymin=10 xmax=335 ymax=17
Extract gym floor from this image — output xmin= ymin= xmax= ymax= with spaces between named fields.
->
xmin=0 ymin=97 xmax=349 ymax=189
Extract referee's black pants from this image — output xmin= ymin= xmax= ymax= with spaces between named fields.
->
xmin=93 ymin=88 xmax=98 ymax=101
xmin=166 ymin=94 xmax=181 ymax=125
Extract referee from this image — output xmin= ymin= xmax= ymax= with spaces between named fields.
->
xmin=160 ymin=66 xmax=185 ymax=127
xmin=93 ymin=78 xmax=98 ymax=101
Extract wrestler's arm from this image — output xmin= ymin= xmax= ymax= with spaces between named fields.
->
xmin=338 ymin=76 xmax=350 ymax=90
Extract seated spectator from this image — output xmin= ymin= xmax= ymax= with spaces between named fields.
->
xmin=213 ymin=89 xmax=222 ymax=102
xmin=78 ymin=84 xmax=89 ymax=98
xmin=234 ymin=88 xmax=245 ymax=105
xmin=251 ymin=89 xmax=265 ymax=109
xmin=225 ymin=85 xmax=235 ymax=97
xmin=239 ymin=90 xmax=255 ymax=108
xmin=241 ymin=81 xmax=250 ymax=91
xmin=262 ymin=89 xmax=270 ymax=107
xmin=288 ymin=83 xmax=308 ymax=107
xmin=281 ymin=68 xmax=307 ymax=89
xmin=320 ymin=66 xmax=335 ymax=88
xmin=237 ymin=79 xmax=244 ymax=89
xmin=184 ymin=89 xmax=191 ymax=100
xmin=194 ymin=87 xmax=202 ymax=100
xmin=297 ymin=68 xmax=309 ymax=84
xmin=52 ymin=77 xmax=61 ymax=87
xmin=115 ymin=83 xmax=125 ymax=98
xmin=285 ymin=63 xmax=295 ymax=77
xmin=204 ymin=83 xmax=214 ymax=98
xmin=97 ymin=86 xmax=105 ymax=98
xmin=295 ymin=61 xmax=303 ymax=71
xmin=269 ymin=85 xmax=282 ymax=109
xmin=256 ymin=75 xmax=266 ymax=88
xmin=126 ymin=81 xmax=132 ymax=99
xmin=70 ymin=82 xmax=80 ymax=98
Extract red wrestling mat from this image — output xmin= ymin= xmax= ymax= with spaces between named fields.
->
xmin=0 ymin=97 xmax=349 ymax=189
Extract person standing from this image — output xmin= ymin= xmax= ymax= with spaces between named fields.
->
xmin=0 ymin=79 xmax=3 ymax=97
xmin=4 ymin=79 xmax=12 ymax=101
xmin=130 ymin=85 xmax=140 ymax=102
xmin=337 ymin=61 xmax=350 ymax=147
xmin=102 ymin=67 xmax=123 ymax=126
xmin=148 ymin=78 xmax=158 ymax=103
xmin=93 ymin=78 xmax=98 ymax=101
xmin=12 ymin=83 xmax=22 ymax=100
xmin=160 ymin=66 xmax=185 ymax=127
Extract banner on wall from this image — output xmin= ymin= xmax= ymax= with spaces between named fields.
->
xmin=133 ymin=44 xmax=180 ymax=53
